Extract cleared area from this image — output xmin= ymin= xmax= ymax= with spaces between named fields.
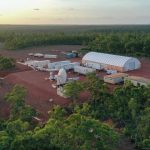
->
xmin=0 ymin=46 xmax=150 ymax=120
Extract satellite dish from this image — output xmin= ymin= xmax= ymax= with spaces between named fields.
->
xmin=57 ymin=68 xmax=67 ymax=86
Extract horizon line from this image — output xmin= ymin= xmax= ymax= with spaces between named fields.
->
xmin=0 ymin=23 xmax=150 ymax=26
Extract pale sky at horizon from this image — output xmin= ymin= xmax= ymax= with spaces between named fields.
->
xmin=0 ymin=0 xmax=150 ymax=25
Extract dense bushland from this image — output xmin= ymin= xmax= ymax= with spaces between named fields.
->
xmin=0 ymin=74 xmax=150 ymax=149
xmin=0 ymin=85 xmax=118 ymax=150
xmin=81 ymin=33 xmax=150 ymax=57
xmin=64 ymin=73 xmax=150 ymax=149
xmin=0 ymin=25 xmax=150 ymax=57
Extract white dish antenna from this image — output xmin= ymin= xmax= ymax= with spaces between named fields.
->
xmin=57 ymin=68 xmax=67 ymax=85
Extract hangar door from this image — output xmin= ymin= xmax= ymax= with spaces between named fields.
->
xmin=129 ymin=62 xmax=135 ymax=70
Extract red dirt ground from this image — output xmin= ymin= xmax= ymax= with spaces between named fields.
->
xmin=4 ymin=69 xmax=90 ymax=121
xmin=0 ymin=45 xmax=150 ymax=121
xmin=0 ymin=63 xmax=31 ymax=77
xmin=5 ymin=70 xmax=68 ymax=121
xmin=0 ymin=45 xmax=83 ymax=60
xmin=128 ymin=58 xmax=150 ymax=78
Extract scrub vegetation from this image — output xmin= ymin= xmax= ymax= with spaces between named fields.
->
xmin=0 ymin=55 xmax=15 ymax=70
xmin=64 ymin=73 xmax=150 ymax=150
xmin=0 ymin=85 xmax=118 ymax=150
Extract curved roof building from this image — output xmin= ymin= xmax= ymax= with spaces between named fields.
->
xmin=82 ymin=52 xmax=141 ymax=72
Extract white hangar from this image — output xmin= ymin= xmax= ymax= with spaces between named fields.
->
xmin=82 ymin=52 xmax=141 ymax=72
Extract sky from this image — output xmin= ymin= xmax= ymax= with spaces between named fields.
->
xmin=0 ymin=0 xmax=150 ymax=25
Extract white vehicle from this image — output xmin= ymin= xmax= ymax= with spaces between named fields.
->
xmin=74 ymin=66 xmax=96 ymax=75
xmin=28 ymin=53 xmax=34 ymax=56
xmin=34 ymin=53 xmax=44 ymax=57
xmin=44 ymin=54 xmax=57 ymax=59
xmin=67 ymin=77 xmax=79 ymax=82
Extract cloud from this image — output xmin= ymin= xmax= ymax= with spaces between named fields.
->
xmin=0 ymin=14 xmax=3 ymax=17
xmin=33 ymin=8 xmax=40 ymax=11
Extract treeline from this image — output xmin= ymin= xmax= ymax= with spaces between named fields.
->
xmin=0 ymin=31 xmax=150 ymax=57
xmin=81 ymin=32 xmax=150 ymax=57
xmin=0 ymin=85 xmax=118 ymax=150
xmin=1 ymin=32 xmax=96 ymax=50
xmin=63 ymin=73 xmax=150 ymax=149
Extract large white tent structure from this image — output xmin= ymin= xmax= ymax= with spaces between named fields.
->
xmin=82 ymin=52 xmax=141 ymax=72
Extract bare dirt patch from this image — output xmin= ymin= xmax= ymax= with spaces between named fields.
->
xmin=0 ymin=45 xmax=83 ymax=60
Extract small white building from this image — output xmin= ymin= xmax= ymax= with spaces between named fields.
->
xmin=74 ymin=66 xmax=96 ymax=75
xmin=48 ymin=61 xmax=71 ymax=69
xmin=82 ymin=52 xmax=141 ymax=72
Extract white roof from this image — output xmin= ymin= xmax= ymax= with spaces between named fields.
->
xmin=82 ymin=52 xmax=136 ymax=67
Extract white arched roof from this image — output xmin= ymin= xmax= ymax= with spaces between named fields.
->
xmin=82 ymin=52 xmax=140 ymax=67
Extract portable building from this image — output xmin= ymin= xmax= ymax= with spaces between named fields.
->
xmin=104 ymin=73 xmax=128 ymax=84
xmin=125 ymin=76 xmax=150 ymax=87
xmin=55 ymin=62 xmax=80 ymax=70
xmin=48 ymin=61 xmax=71 ymax=69
xmin=82 ymin=52 xmax=141 ymax=72
xmin=25 ymin=60 xmax=50 ymax=68
xmin=74 ymin=66 xmax=96 ymax=75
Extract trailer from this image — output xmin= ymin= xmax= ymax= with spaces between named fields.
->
xmin=124 ymin=76 xmax=150 ymax=87
xmin=104 ymin=73 xmax=128 ymax=84
xmin=48 ymin=61 xmax=71 ymax=69
xmin=44 ymin=54 xmax=57 ymax=59
xmin=74 ymin=66 xmax=96 ymax=75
